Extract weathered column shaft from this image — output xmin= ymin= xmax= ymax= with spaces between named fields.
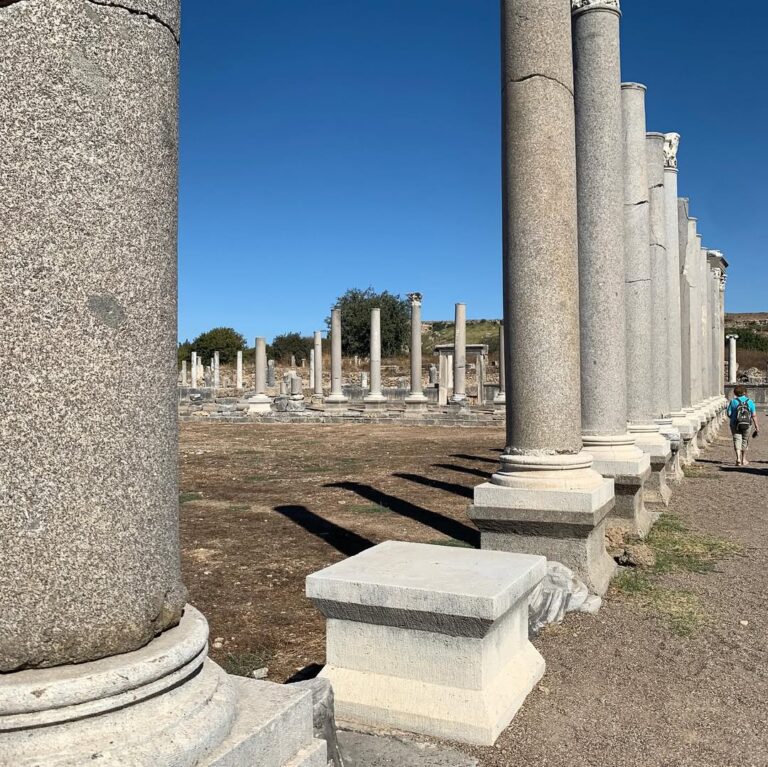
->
xmin=646 ymin=132 xmax=670 ymax=418
xmin=699 ymin=243 xmax=710 ymax=399
xmin=366 ymin=308 xmax=384 ymax=400
xmin=213 ymin=350 xmax=220 ymax=388
xmin=0 ymin=0 xmax=185 ymax=670
xmin=407 ymin=293 xmax=425 ymax=398
xmin=181 ymin=359 xmax=188 ymax=386
xmin=326 ymin=308 xmax=348 ymax=406
xmin=236 ymin=350 xmax=243 ymax=389
xmin=255 ymin=337 xmax=267 ymax=394
xmin=452 ymin=303 xmax=467 ymax=402
xmin=678 ymin=200 xmax=694 ymax=410
xmin=622 ymin=84 xmax=657 ymax=428
xmin=727 ymin=335 xmax=738 ymax=383
xmin=313 ymin=331 xmax=323 ymax=395
xmin=663 ymin=135 xmax=683 ymax=414
xmin=191 ymin=351 xmax=198 ymax=388
xmin=573 ymin=1 xmax=628 ymax=439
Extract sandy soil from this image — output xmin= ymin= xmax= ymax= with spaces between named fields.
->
xmin=180 ymin=421 xmax=767 ymax=767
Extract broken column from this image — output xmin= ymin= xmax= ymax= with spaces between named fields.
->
xmin=470 ymin=0 xmax=616 ymax=595
xmin=325 ymin=308 xmax=348 ymax=410
xmin=181 ymin=359 xmax=188 ymax=386
xmin=494 ymin=325 xmax=506 ymax=407
xmin=621 ymin=84 xmax=672 ymax=505
xmin=364 ymin=307 xmax=387 ymax=410
xmin=405 ymin=292 xmax=429 ymax=413
xmin=450 ymin=303 xmax=468 ymax=406
xmin=267 ymin=358 xmax=276 ymax=388
xmin=0 ymin=1 xmax=322 ymax=763
xmin=727 ymin=334 xmax=739 ymax=383
xmin=572 ymin=0 xmax=652 ymax=535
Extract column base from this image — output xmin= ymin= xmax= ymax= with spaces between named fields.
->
xmin=324 ymin=395 xmax=349 ymax=412
xmin=469 ymin=452 xmax=616 ymax=595
xmin=630 ymin=424 xmax=672 ymax=507
xmin=363 ymin=394 xmax=388 ymax=411
xmin=404 ymin=394 xmax=429 ymax=415
xmin=243 ymin=394 xmax=272 ymax=414
xmin=582 ymin=435 xmax=654 ymax=538
xmin=0 ymin=607 xmax=323 ymax=767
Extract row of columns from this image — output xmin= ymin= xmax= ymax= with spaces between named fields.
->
xmin=471 ymin=0 xmax=729 ymax=596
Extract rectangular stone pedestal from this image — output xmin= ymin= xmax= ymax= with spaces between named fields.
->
xmin=469 ymin=479 xmax=616 ymax=595
xmin=306 ymin=541 xmax=546 ymax=746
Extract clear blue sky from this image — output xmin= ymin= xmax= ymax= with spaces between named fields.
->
xmin=179 ymin=0 xmax=766 ymax=344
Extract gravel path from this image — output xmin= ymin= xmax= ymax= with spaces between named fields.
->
xmin=454 ymin=424 xmax=768 ymax=767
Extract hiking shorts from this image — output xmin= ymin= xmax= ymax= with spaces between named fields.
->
xmin=731 ymin=423 xmax=753 ymax=451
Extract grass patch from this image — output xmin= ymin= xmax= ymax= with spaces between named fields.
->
xmin=227 ymin=504 xmax=251 ymax=514
xmin=220 ymin=650 xmax=272 ymax=678
xmin=613 ymin=514 xmax=739 ymax=637
xmin=682 ymin=465 xmax=718 ymax=479
xmin=427 ymin=538 xmax=475 ymax=549
xmin=348 ymin=503 xmax=390 ymax=514
xmin=179 ymin=491 xmax=203 ymax=504
xmin=646 ymin=514 xmax=741 ymax=575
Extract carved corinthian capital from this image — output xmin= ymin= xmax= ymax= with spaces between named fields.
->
xmin=407 ymin=292 xmax=423 ymax=306
xmin=663 ymin=133 xmax=681 ymax=170
xmin=572 ymin=0 xmax=620 ymax=13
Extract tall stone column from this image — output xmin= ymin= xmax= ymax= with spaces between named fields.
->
xmin=213 ymin=350 xmax=220 ymax=389
xmin=364 ymin=308 xmax=386 ymax=410
xmin=572 ymin=0 xmax=651 ymax=534
xmin=727 ymin=335 xmax=739 ymax=383
xmin=191 ymin=351 xmax=198 ymax=388
xmin=663 ymin=136 xmax=696 ymax=462
xmin=0 ymin=2 xmax=321 ymax=762
xmin=246 ymin=336 xmax=271 ymax=412
xmin=450 ymin=303 xmax=468 ymax=405
xmin=647 ymin=131 xmax=681 ymax=481
xmin=471 ymin=0 xmax=615 ymax=595
xmin=494 ymin=325 xmax=506 ymax=406
xmin=313 ymin=330 xmax=323 ymax=397
xmin=621 ymin=84 xmax=671 ymax=505
xmin=405 ymin=292 xmax=428 ymax=413
xmin=326 ymin=308 xmax=348 ymax=409
xmin=236 ymin=350 xmax=243 ymax=390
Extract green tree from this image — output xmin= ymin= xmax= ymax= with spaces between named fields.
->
xmin=327 ymin=288 xmax=410 ymax=357
xmin=725 ymin=327 xmax=768 ymax=353
xmin=177 ymin=339 xmax=192 ymax=366
xmin=189 ymin=327 xmax=248 ymax=365
xmin=271 ymin=332 xmax=313 ymax=363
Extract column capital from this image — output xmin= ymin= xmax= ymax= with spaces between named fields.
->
xmin=407 ymin=292 xmax=423 ymax=306
xmin=572 ymin=0 xmax=620 ymax=15
xmin=663 ymin=132 xmax=680 ymax=171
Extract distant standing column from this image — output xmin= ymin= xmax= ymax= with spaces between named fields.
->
xmin=727 ymin=334 xmax=739 ymax=384
xmin=450 ymin=303 xmax=467 ymax=405
xmin=365 ymin=308 xmax=386 ymax=410
xmin=325 ymin=309 xmax=348 ymax=409
xmin=236 ymin=350 xmax=243 ymax=390
xmin=572 ymin=0 xmax=652 ymax=534
xmin=181 ymin=360 xmax=188 ymax=387
xmin=470 ymin=0 xmax=615 ymax=595
xmin=405 ymin=292 xmax=428 ymax=412
xmin=246 ymin=337 xmax=271 ymax=413
xmin=494 ymin=325 xmax=506 ymax=406
xmin=313 ymin=331 xmax=323 ymax=397
xmin=191 ymin=351 xmax=198 ymax=388
xmin=213 ymin=351 xmax=220 ymax=389
xmin=621 ymin=84 xmax=671 ymax=505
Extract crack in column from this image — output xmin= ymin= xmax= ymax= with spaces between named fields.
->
xmin=626 ymin=278 xmax=652 ymax=284
xmin=508 ymin=72 xmax=574 ymax=97
xmin=85 ymin=0 xmax=179 ymax=44
xmin=625 ymin=200 xmax=649 ymax=207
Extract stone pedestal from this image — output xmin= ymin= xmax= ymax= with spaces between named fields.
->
xmin=325 ymin=308 xmax=348 ymax=411
xmin=472 ymin=0 xmax=615 ymax=595
xmin=307 ymin=542 xmax=546 ymax=746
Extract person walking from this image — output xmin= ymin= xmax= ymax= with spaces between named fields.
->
xmin=727 ymin=386 xmax=760 ymax=466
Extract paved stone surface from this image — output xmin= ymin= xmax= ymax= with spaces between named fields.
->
xmin=338 ymin=731 xmax=477 ymax=767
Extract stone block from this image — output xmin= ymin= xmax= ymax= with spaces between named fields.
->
xmin=306 ymin=541 xmax=546 ymax=746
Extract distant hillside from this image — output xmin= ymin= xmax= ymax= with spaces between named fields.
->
xmin=422 ymin=319 xmax=502 ymax=355
xmin=725 ymin=312 xmax=768 ymax=327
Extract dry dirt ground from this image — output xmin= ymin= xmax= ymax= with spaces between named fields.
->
xmin=180 ymin=422 xmax=767 ymax=767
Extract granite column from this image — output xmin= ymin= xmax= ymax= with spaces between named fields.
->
xmin=572 ymin=0 xmax=651 ymax=534
xmin=471 ymin=0 xmax=615 ymax=595
xmin=621 ymin=84 xmax=672 ymax=504
xmin=326 ymin=308 xmax=348 ymax=409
